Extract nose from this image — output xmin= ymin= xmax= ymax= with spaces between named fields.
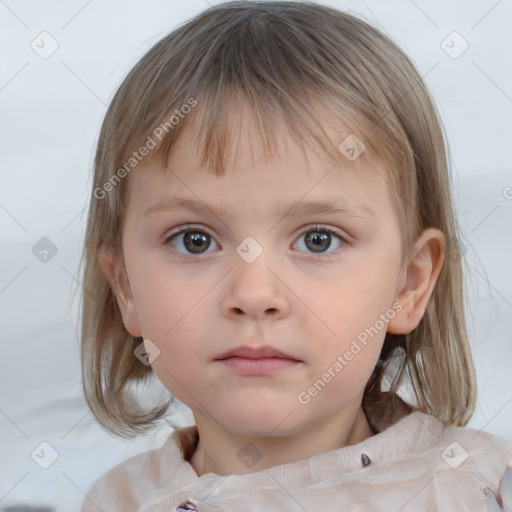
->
xmin=221 ymin=251 xmax=290 ymax=320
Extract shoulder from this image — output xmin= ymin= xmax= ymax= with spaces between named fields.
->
xmin=437 ymin=417 xmax=512 ymax=509
xmin=400 ymin=412 xmax=512 ymax=510
xmin=435 ymin=414 xmax=512 ymax=475
xmin=80 ymin=426 xmax=198 ymax=512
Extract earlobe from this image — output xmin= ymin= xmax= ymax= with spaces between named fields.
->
xmin=387 ymin=228 xmax=445 ymax=335
xmin=97 ymin=245 xmax=143 ymax=338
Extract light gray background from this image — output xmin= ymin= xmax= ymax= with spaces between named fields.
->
xmin=1 ymin=0 xmax=511 ymax=510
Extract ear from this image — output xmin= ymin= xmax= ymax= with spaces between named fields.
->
xmin=387 ymin=228 xmax=445 ymax=335
xmin=97 ymin=245 xmax=143 ymax=338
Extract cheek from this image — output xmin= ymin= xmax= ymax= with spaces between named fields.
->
xmin=304 ymin=253 xmax=399 ymax=374
xmin=129 ymin=270 xmax=212 ymax=374
xmin=143 ymin=301 xmax=207 ymax=402
xmin=127 ymin=255 xmax=210 ymax=339
xmin=311 ymin=259 xmax=399 ymax=335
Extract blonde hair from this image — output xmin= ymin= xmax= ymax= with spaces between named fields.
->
xmin=80 ymin=0 xmax=476 ymax=437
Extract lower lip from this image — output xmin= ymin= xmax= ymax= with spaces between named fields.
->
xmin=216 ymin=357 xmax=300 ymax=375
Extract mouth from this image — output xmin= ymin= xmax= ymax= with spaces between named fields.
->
xmin=214 ymin=345 xmax=302 ymax=375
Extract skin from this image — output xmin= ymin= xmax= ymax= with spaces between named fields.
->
xmin=99 ymin=110 xmax=445 ymax=477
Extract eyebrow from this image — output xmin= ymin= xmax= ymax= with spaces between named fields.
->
xmin=143 ymin=197 xmax=375 ymax=220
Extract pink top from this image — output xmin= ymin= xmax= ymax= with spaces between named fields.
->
xmin=81 ymin=411 xmax=512 ymax=511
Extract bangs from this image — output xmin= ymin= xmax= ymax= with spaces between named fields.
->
xmin=147 ymin=86 xmax=379 ymax=177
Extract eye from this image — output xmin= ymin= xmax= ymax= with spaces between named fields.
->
xmin=294 ymin=224 xmax=346 ymax=256
xmin=164 ymin=225 xmax=219 ymax=255
xmin=164 ymin=224 xmax=347 ymax=257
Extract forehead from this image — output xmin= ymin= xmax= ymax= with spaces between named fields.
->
xmin=125 ymin=109 xmax=394 ymax=225
xmin=160 ymin=98 xmax=379 ymax=174
xmin=120 ymin=96 xmax=401 ymax=225
xmin=147 ymin=95 xmax=380 ymax=175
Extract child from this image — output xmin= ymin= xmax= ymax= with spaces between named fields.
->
xmin=79 ymin=1 xmax=512 ymax=510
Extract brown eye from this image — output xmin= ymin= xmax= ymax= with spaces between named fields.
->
xmin=166 ymin=227 xmax=220 ymax=255
xmin=182 ymin=231 xmax=211 ymax=253
xmin=295 ymin=225 xmax=345 ymax=255
xmin=304 ymin=231 xmax=332 ymax=253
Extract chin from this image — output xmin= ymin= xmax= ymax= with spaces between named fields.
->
xmin=218 ymin=405 xmax=307 ymax=438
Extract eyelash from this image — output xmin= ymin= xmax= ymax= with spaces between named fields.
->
xmin=163 ymin=224 xmax=347 ymax=259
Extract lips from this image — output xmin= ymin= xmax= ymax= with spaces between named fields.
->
xmin=214 ymin=344 xmax=302 ymax=375
xmin=215 ymin=345 xmax=300 ymax=361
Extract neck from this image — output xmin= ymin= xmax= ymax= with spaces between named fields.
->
xmin=189 ymin=406 xmax=374 ymax=476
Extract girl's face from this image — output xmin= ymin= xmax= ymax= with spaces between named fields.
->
xmin=117 ymin=117 xmax=405 ymax=438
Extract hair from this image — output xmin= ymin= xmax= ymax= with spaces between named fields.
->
xmin=80 ymin=0 xmax=477 ymax=437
